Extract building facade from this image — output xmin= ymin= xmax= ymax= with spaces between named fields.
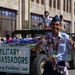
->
xmin=0 ymin=0 xmax=18 ymax=37
xmin=21 ymin=0 xmax=75 ymax=33
xmin=0 ymin=0 xmax=75 ymax=37
xmin=29 ymin=0 xmax=75 ymax=33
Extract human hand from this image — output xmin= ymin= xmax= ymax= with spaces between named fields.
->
xmin=68 ymin=37 xmax=75 ymax=51
xmin=68 ymin=37 xmax=74 ymax=46
xmin=44 ymin=24 xmax=48 ymax=28
xmin=40 ymin=36 xmax=44 ymax=44
xmin=38 ymin=23 xmax=42 ymax=26
xmin=46 ymin=55 xmax=51 ymax=61
xmin=33 ymin=24 xmax=38 ymax=27
xmin=33 ymin=24 xmax=36 ymax=27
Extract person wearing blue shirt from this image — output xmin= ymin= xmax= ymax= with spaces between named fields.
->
xmin=34 ymin=15 xmax=75 ymax=75
xmin=42 ymin=11 xmax=52 ymax=29
xmin=33 ymin=11 xmax=52 ymax=30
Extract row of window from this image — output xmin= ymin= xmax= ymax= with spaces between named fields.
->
xmin=31 ymin=0 xmax=72 ymax=13
xmin=31 ymin=0 xmax=44 ymax=5
xmin=63 ymin=0 xmax=71 ymax=13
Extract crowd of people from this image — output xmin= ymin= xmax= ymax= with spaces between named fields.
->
xmin=33 ymin=11 xmax=66 ymax=32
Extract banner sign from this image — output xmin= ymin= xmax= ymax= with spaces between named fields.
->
xmin=0 ymin=46 xmax=30 ymax=74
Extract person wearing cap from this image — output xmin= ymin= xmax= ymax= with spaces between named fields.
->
xmin=33 ymin=11 xmax=52 ymax=30
xmin=34 ymin=15 xmax=75 ymax=75
xmin=59 ymin=15 xmax=66 ymax=32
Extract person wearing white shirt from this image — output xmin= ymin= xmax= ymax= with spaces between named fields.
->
xmin=33 ymin=11 xmax=52 ymax=30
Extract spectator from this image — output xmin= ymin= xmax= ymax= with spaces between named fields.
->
xmin=33 ymin=11 xmax=52 ymax=30
xmin=0 ymin=38 xmax=4 ymax=44
xmin=59 ymin=15 xmax=66 ymax=32
xmin=42 ymin=11 xmax=52 ymax=29
xmin=6 ymin=31 xmax=9 ymax=40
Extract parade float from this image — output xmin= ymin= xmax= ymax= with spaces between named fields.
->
xmin=0 ymin=30 xmax=75 ymax=75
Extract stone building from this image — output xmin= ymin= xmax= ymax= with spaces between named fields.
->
xmin=0 ymin=0 xmax=18 ymax=37
xmin=0 ymin=0 xmax=75 ymax=37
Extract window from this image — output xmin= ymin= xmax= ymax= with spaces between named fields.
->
xmin=53 ymin=0 xmax=56 ymax=8
xmin=67 ymin=0 xmax=68 ymax=12
xmin=2 ymin=19 xmax=11 ymax=36
xmin=63 ymin=0 xmax=65 ymax=11
xmin=49 ymin=0 xmax=52 ymax=7
xmin=0 ymin=8 xmax=16 ymax=37
xmin=31 ymin=0 xmax=34 ymax=2
xmin=70 ymin=0 xmax=71 ymax=13
xmin=74 ymin=2 xmax=75 ymax=15
xmin=36 ymin=0 xmax=39 ymax=3
xmin=68 ymin=0 xmax=71 ymax=13
xmin=31 ymin=13 xmax=43 ymax=30
xmin=12 ymin=20 xmax=16 ymax=32
xmin=0 ymin=9 xmax=1 ymax=16
xmin=57 ymin=0 xmax=60 ymax=9
xmin=0 ymin=19 xmax=1 ymax=36
xmin=41 ymin=0 xmax=44 ymax=5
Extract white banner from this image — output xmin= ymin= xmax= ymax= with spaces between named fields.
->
xmin=0 ymin=46 xmax=30 ymax=74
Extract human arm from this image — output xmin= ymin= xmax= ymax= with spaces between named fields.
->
xmin=67 ymin=37 xmax=75 ymax=52
xmin=33 ymin=23 xmax=42 ymax=27
xmin=34 ymin=36 xmax=45 ymax=52
xmin=40 ymin=27 xmax=52 ymax=30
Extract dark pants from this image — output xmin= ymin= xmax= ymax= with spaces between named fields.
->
xmin=42 ymin=61 xmax=66 ymax=75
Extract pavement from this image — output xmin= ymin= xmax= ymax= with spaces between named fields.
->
xmin=3 ymin=70 xmax=75 ymax=75
xmin=0 ymin=70 xmax=75 ymax=75
xmin=68 ymin=70 xmax=75 ymax=75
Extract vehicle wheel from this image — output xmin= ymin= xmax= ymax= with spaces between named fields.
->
xmin=31 ymin=54 xmax=47 ymax=75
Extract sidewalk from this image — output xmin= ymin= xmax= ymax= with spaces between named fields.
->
xmin=69 ymin=70 xmax=75 ymax=75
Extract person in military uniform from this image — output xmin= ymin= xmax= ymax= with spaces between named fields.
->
xmin=34 ymin=15 xmax=75 ymax=75
xmin=33 ymin=11 xmax=52 ymax=30
xmin=59 ymin=15 xmax=66 ymax=32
